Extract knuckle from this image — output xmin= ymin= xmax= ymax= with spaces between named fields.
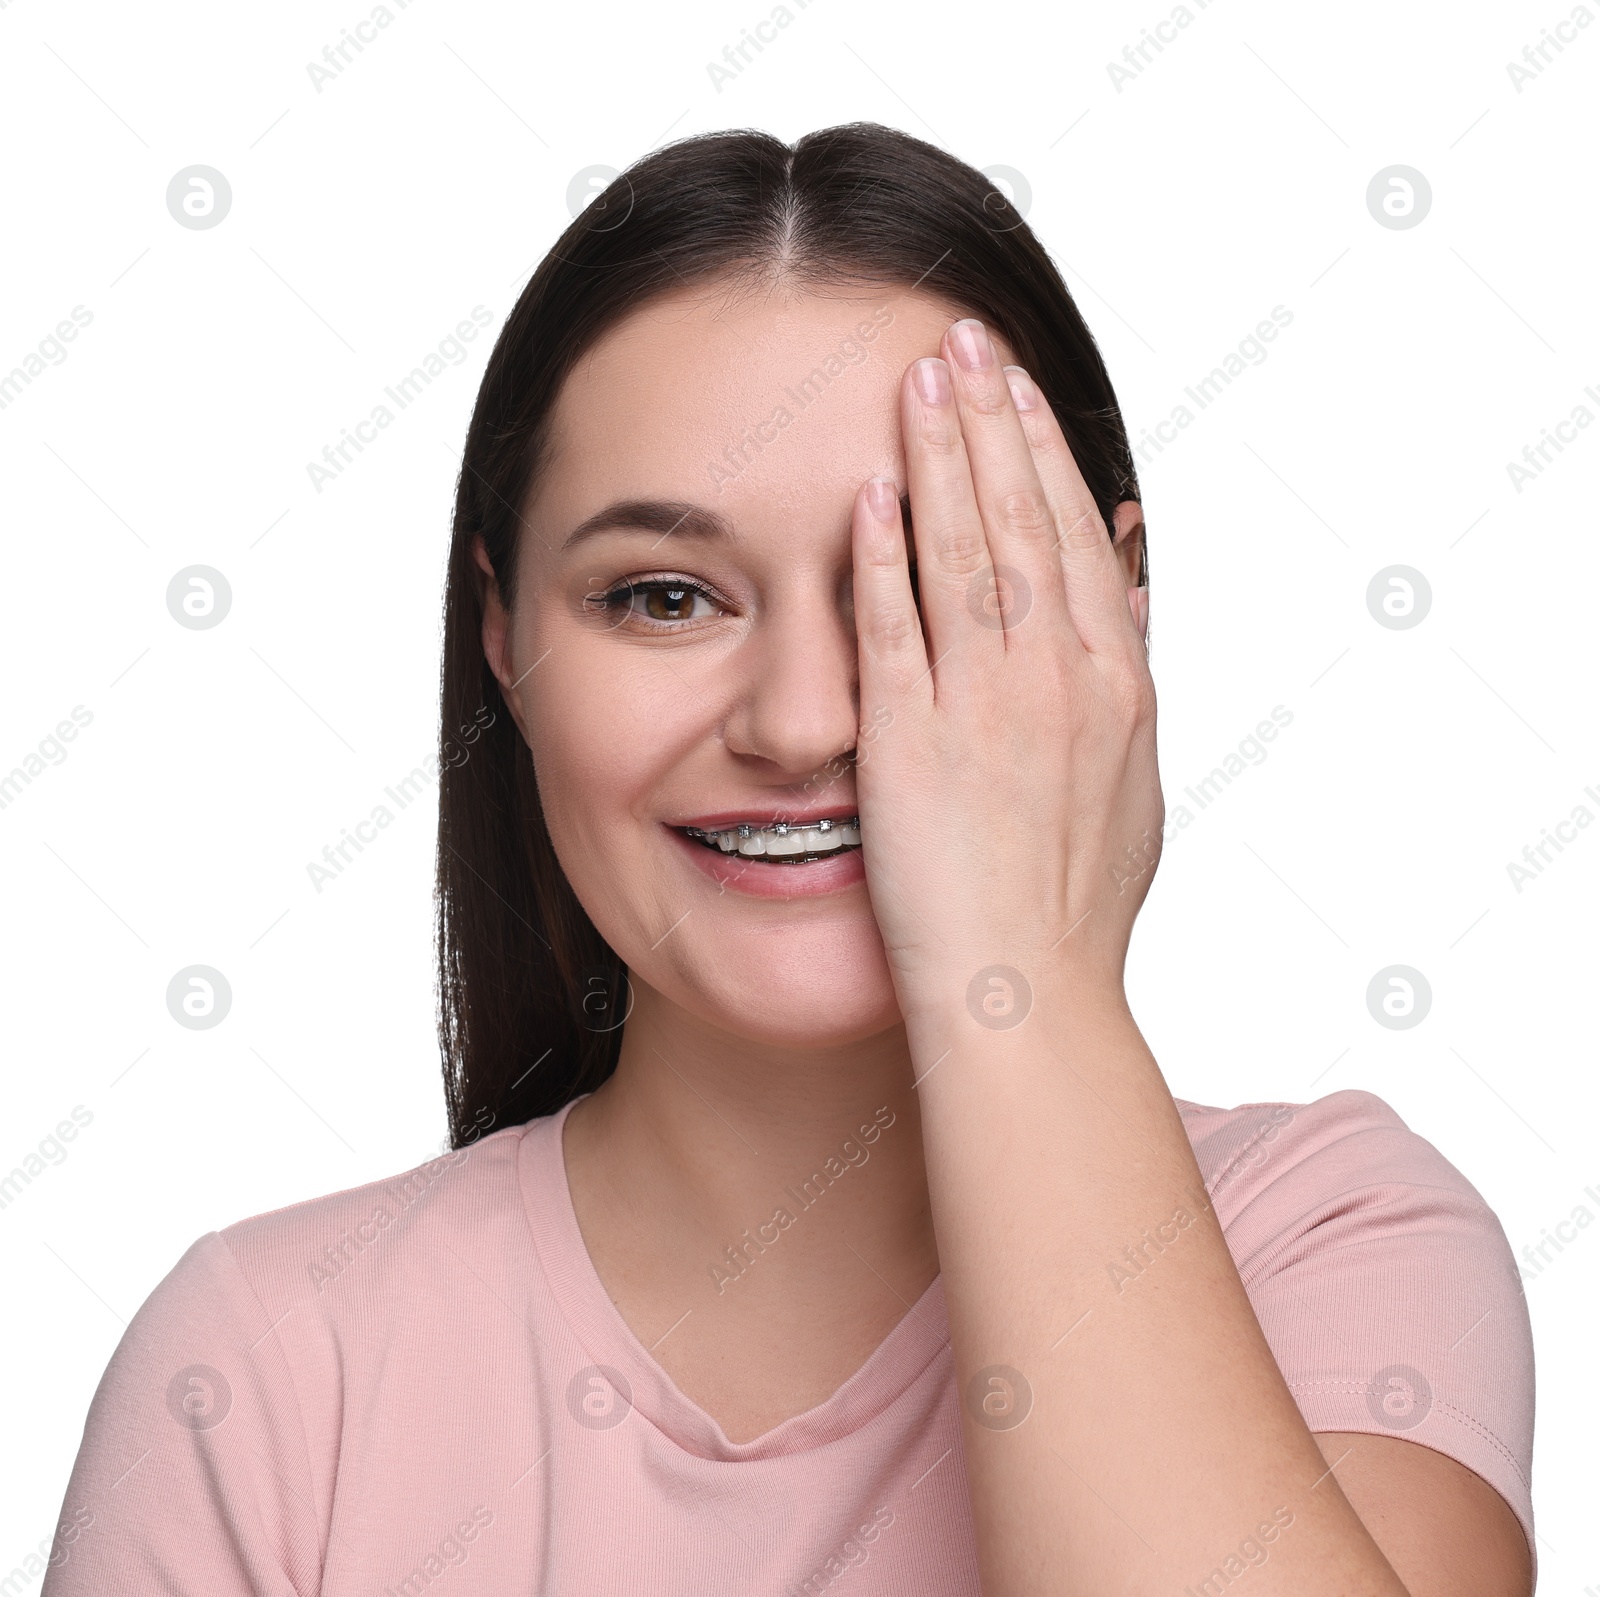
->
xmin=932 ymin=525 xmax=988 ymax=576
xmin=1059 ymin=505 xmax=1106 ymax=550
xmin=1110 ymin=663 xmax=1157 ymax=724
xmin=858 ymin=540 xmax=906 ymax=572
xmin=963 ymin=379 xmax=1012 ymax=420
xmin=863 ymin=604 xmax=923 ymax=655
xmin=915 ymin=413 xmax=966 ymax=458
xmin=992 ymin=488 xmax=1055 ymax=541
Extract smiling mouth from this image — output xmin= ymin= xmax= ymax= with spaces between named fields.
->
xmin=681 ymin=816 xmax=862 ymax=864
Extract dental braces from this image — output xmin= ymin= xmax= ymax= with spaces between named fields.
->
xmin=684 ymin=816 xmax=860 ymax=841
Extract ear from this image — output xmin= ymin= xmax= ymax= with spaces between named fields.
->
xmin=472 ymin=536 xmax=533 ymax=745
xmin=1110 ymin=501 xmax=1147 ymax=641
xmin=1110 ymin=500 xmax=1144 ymax=586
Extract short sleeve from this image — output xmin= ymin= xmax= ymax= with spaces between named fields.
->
xmin=1181 ymin=1090 xmax=1536 ymax=1575
xmin=39 ymin=1231 xmax=323 ymax=1597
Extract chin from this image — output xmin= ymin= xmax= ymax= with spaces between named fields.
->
xmin=675 ymin=956 xmax=906 ymax=1049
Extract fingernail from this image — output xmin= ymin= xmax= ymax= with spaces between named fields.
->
xmin=866 ymin=477 xmax=898 ymax=522
xmin=949 ymin=319 xmax=994 ymax=372
xmin=1003 ymin=366 xmax=1039 ymax=412
xmin=913 ymin=357 xmax=951 ymax=406
xmin=1129 ymin=586 xmax=1149 ymax=640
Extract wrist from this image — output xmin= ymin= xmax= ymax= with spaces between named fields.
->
xmin=893 ymin=951 xmax=1132 ymax=1040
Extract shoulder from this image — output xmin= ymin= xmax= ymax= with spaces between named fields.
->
xmin=206 ymin=1122 xmax=532 ymax=1314
xmin=1174 ymin=1087 xmax=1535 ymax=1565
xmin=66 ymin=1126 xmax=538 ymax=1501
xmin=45 ymin=1133 xmax=536 ymax=1594
xmin=95 ymin=1124 xmax=537 ymax=1382
xmin=1171 ymin=1087 xmax=1503 ymax=1273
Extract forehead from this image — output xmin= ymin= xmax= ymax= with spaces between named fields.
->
xmin=526 ymin=280 xmax=996 ymax=553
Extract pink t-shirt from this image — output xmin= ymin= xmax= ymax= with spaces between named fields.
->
xmin=38 ymin=1089 xmax=1535 ymax=1594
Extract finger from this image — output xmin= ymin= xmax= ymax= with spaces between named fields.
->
xmin=852 ymin=474 xmax=933 ymax=725
xmin=1001 ymin=365 xmax=1137 ymax=657
xmin=899 ymin=355 xmax=1006 ymax=687
xmin=940 ymin=319 xmax=1073 ymax=650
xmin=1128 ymin=584 xmax=1149 ymax=645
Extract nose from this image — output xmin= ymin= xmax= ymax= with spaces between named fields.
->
xmin=721 ymin=581 xmax=859 ymax=783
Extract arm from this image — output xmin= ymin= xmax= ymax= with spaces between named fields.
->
xmin=910 ymin=976 xmax=1413 ymax=1593
xmin=39 ymin=1232 xmax=318 ymax=1597
xmin=847 ymin=318 xmax=1530 ymax=1595
xmin=1313 ymin=1433 xmax=1532 ymax=1597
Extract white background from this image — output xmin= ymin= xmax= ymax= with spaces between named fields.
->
xmin=1 ymin=0 xmax=1594 ymax=1585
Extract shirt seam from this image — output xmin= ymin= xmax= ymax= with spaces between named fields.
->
xmin=211 ymin=1228 xmax=327 ymax=1597
xmin=1286 ymin=1376 xmax=1530 ymax=1492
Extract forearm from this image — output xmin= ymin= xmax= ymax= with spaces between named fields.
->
xmin=907 ymin=966 xmax=1409 ymax=1596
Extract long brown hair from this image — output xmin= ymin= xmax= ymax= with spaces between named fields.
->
xmin=436 ymin=122 xmax=1142 ymax=1149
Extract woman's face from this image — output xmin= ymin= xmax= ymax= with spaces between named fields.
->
xmin=479 ymin=280 xmax=1135 ymax=1049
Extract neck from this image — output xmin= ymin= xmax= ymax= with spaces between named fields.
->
xmin=559 ymin=974 xmax=941 ymax=1438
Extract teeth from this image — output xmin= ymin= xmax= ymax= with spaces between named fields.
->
xmin=686 ymin=816 xmax=861 ymax=859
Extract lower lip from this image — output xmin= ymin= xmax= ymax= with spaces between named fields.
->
xmin=666 ymin=825 xmax=868 ymax=898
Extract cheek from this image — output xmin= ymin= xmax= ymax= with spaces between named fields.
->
xmin=518 ymin=633 xmax=706 ymax=937
xmin=524 ymin=646 xmax=686 ymax=840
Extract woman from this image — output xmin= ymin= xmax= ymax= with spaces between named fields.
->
xmin=42 ymin=124 xmax=1534 ymax=1596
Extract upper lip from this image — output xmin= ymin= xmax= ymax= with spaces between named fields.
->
xmin=672 ymin=805 xmax=860 ymax=831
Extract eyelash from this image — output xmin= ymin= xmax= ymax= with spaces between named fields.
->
xmin=586 ymin=573 xmax=728 ymax=630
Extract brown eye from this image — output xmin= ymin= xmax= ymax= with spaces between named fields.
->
xmin=588 ymin=576 xmax=724 ymax=629
xmin=645 ymin=584 xmax=699 ymax=621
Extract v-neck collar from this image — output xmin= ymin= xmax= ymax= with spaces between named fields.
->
xmin=516 ymin=1097 xmax=952 ymax=1462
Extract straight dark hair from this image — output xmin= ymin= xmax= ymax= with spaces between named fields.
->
xmin=437 ymin=122 xmax=1143 ymax=1149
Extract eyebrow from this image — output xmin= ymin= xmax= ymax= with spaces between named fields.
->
xmin=559 ymin=493 xmax=916 ymax=553
xmin=560 ymin=500 xmax=731 ymax=553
